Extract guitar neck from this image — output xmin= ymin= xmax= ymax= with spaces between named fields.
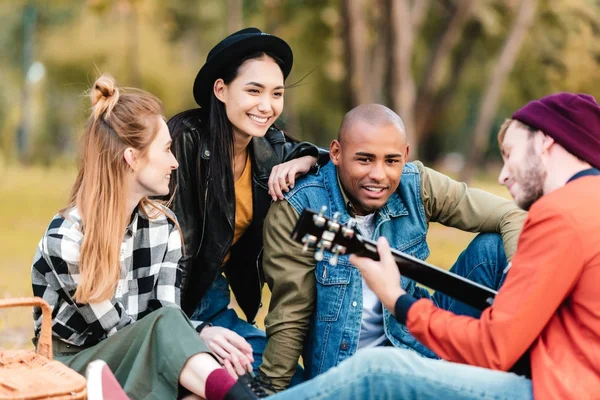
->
xmin=355 ymin=235 xmax=497 ymax=310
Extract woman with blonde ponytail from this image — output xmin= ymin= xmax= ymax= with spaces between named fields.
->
xmin=31 ymin=74 xmax=268 ymax=400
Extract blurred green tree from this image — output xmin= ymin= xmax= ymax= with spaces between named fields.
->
xmin=1 ymin=0 xmax=599 ymax=171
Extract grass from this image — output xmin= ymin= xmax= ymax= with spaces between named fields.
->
xmin=0 ymin=164 xmax=509 ymax=350
xmin=0 ymin=164 xmax=76 ymax=348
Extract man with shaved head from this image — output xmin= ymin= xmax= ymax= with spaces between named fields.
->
xmin=266 ymin=94 xmax=600 ymax=400
xmin=259 ymin=104 xmax=526 ymax=391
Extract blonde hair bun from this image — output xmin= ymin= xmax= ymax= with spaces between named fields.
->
xmin=91 ymin=74 xmax=120 ymax=121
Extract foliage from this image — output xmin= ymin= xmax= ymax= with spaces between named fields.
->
xmin=0 ymin=0 xmax=599 ymax=165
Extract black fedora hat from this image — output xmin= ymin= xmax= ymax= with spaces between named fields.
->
xmin=193 ymin=27 xmax=293 ymax=107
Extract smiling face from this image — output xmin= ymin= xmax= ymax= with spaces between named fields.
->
xmin=498 ymin=122 xmax=546 ymax=210
xmin=132 ymin=117 xmax=179 ymax=197
xmin=214 ymin=55 xmax=284 ymax=141
xmin=331 ymin=120 xmax=409 ymax=215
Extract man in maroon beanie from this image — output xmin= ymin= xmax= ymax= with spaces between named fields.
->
xmin=267 ymin=93 xmax=600 ymax=400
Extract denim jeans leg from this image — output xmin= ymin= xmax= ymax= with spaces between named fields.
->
xmin=190 ymin=275 xmax=264 ymax=371
xmin=270 ymin=347 xmax=533 ymax=400
xmin=190 ymin=274 xmax=305 ymax=381
xmin=210 ymin=309 xmax=306 ymax=384
xmin=190 ymin=274 xmax=231 ymax=322
xmin=433 ymin=233 xmax=508 ymax=318
xmin=208 ymin=308 xmax=266 ymax=372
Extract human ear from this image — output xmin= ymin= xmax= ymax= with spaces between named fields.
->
xmin=123 ymin=148 xmax=138 ymax=171
xmin=213 ymin=79 xmax=227 ymax=103
xmin=541 ymin=134 xmax=555 ymax=153
xmin=330 ymin=140 xmax=341 ymax=165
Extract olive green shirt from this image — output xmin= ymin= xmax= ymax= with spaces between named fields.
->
xmin=259 ymin=161 xmax=527 ymax=390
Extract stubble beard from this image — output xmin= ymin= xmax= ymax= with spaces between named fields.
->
xmin=516 ymin=144 xmax=546 ymax=211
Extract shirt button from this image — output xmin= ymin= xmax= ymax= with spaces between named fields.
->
xmin=340 ymin=342 xmax=349 ymax=350
xmin=352 ymin=301 xmax=357 ymax=307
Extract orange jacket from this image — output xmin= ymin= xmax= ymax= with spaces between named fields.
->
xmin=406 ymin=175 xmax=600 ymax=399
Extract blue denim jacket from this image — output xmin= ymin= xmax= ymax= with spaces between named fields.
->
xmin=285 ymin=161 xmax=434 ymax=378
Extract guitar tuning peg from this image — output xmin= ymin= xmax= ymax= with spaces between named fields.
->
xmin=301 ymin=234 xmax=317 ymax=252
xmin=314 ymin=239 xmax=332 ymax=262
xmin=313 ymin=205 xmax=328 ymax=228
xmin=315 ymin=247 xmax=325 ymax=262
xmin=329 ymin=253 xmax=338 ymax=266
xmin=341 ymin=218 xmax=356 ymax=239
xmin=329 ymin=244 xmax=346 ymax=266
xmin=327 ymin=211 xmax=341 ymax=233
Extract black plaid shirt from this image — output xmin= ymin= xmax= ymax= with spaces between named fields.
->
xmin=31 ymin=204 xmax=182 ymax=346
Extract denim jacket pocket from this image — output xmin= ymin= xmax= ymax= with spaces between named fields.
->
xmin=397 ymin=235 xmax=430 ymax=259
xmin=396 ymin=237 xmax=430 ymax=291
xmin=314 ymin=254 xmax=352 ymax=322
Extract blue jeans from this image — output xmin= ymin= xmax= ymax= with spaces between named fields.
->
xmin=190 ymin=273 xmax=267 ymax=372
xmin=191 ymin=273 xmax=304 ymax=385
xmin=430 ymin=232 xmax=508 ymax=316
xmin=408 ymin=233 xmax=508 ymax=358
xmin=271 ymin=347 xmax=533 ymax=400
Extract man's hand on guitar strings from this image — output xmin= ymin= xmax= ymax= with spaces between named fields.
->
xmin=350 ymin=236 xmax=406 ymax=316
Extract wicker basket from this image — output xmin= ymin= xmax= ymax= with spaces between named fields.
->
xmin=0 ymin=297 xmax=87 ymax=399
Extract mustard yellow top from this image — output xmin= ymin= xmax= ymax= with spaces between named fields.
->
xmin=222 ymin=152 xmax=253 ymax=265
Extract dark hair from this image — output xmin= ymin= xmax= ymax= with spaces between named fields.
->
xmin=170 ymin=52 xmax=285 ymax=212
xmin=202 ymin=51 xmax=283 ymax=211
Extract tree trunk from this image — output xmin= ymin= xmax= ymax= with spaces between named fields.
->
xmin=411 ymin=0 xmax=432 ymax=34
xmin=417 ymin=21 xmax=482 ymax=158
xmin=227 ymin=0 xmax=243 ymax=34
xmin=369 ymin=0 xmax=390 ymax=103
xmin=389 ymin=0 xmax=418 ymax=157
xmin=414 ymin=0 xmax=475 ymax=140
xmin=342 ymin=0 xmax=372 ymax=107
xmin=460 ymin=0 xmax=537 ymax=183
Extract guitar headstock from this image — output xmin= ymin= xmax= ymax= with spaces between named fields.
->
xmin=291 ymin=207 xmax=364 ymax=266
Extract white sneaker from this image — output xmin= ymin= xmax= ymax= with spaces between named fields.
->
xmin=86 ymin=360 xmax=130 ymax=400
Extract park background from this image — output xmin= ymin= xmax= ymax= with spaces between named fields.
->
xmin=1 ymin=0 xmax=600 ymax=348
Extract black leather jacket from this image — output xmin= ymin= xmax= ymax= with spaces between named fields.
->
xmin=169 ymin=114 xmax=328 ymax=323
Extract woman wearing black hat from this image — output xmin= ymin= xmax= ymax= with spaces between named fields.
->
xmin=167 ymin=28 xmax=328 ymax=377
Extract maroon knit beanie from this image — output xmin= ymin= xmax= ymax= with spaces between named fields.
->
xmin=512 ymin=93 xmax=600 ymax=169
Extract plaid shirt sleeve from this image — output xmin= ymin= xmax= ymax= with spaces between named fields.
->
xmin=151 ymin=213 xmax=183 ymax=309
xmin=32 ymin=214 xmax=132 ymax=346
